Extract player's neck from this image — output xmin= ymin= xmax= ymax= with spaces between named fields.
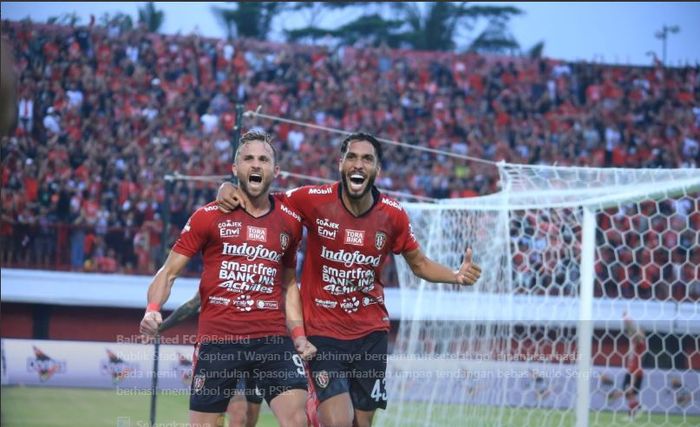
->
xmin=241 ymin=192 xmax=272 ymax=217
xmin=341 ymin=192 xmax=374 ymax=217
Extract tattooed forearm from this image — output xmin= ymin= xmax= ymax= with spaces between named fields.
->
xmin=158 ymin=293 xmax=201 ymax=332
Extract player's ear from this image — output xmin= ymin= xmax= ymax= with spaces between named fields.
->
xmin=231 ymin=163 xmax=237 ymax=177
xmin=273 ymin=164 xmax=280 ymax=178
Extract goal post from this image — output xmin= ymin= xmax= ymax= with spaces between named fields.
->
xmin=377 ymin=163 xmax=700 ymax=427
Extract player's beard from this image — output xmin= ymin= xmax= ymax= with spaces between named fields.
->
xmin=239 ymin=175 xmax=272 ymax=201
xmin=341 ymin=172 xmax=376 ymax=200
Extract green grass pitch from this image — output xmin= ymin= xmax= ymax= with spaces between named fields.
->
xmin=2 ymin=386 xmax=698 ymax=426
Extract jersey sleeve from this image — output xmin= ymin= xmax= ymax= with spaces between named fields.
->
xmin=281 ymin=204 xmax=304 ymax=269
xmin=172 ymin=208 xmax=211 ymax=257
xmin=279 ymin=186 xmax=309 ymax=218
xmin=392 ymin=206 xmax=420 ymax=255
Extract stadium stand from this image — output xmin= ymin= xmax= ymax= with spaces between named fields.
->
xmin=1 ymin=19 xmax=698 ymax=302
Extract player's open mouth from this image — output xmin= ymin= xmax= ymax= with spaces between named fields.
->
xmin=249 ymin=173 xmax=263 ymax=184
xmin=348 ymin=173 xmax=366 ymax=190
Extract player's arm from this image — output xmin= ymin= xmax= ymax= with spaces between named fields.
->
xmin=402 ymin=247 xmax=481 ymax=286
xmin=139 ymin=251 xmax=191 ymax=337
xmin=283 ymin=267 xmax=316 ymax=360
xmin=158 ymin=291 xmax=201 ymax=333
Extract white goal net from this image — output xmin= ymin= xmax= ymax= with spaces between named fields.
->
xmin=377 ymin=163 xmax=700 ymax=427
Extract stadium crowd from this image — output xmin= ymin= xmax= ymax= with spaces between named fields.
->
xmin=1 ymin=19 xmax=698 ymax=300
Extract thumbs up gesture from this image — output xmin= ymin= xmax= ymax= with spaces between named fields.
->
xmin=456 ymin=248 xmax=481 ymax=286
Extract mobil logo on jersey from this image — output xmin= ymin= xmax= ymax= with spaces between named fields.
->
xmin=344 ymin=229 xmax=365 ymax=246
xmin=247 ymin=226 xmax=267 ymax=242
xmin=381 ymin=197 xmax=403 ymax=211
xmin=308 ymin=186 xmax=332 ymax=195
xmin=280 ymin=203 xmax=302 ymax=222
xmin=218 ymin=219 xmax=242 ymax=238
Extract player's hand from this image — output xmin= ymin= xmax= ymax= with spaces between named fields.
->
xmin=216 ymin=182 xmax=246 ymax=212
xmin=455 ymin=248 xmax=481 ymax=285
xmin=294 ymin=336 xmax=317 ymax=361
xmin=140 ymin=311 xmax=163 ymax=338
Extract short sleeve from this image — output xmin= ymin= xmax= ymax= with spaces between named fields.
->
xmin=277 ymin=186 xmax=311 ymax=226
xmin=280 ymin=207 xmax=303 ymax=269
xmin=280 ymin=187 xmax=303 ymax=211
xmin=172 ymin=209 xmax=210 ymax=257
xmin=392 ymin=208 xmax=420 ymax=255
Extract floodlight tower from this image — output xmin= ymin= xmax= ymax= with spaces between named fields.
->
xmin=655 ymin=24 xmax=680 ymax=66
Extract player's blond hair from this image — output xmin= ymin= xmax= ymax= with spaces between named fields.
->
xmin=235 ymin=130 xmax=278 ymax=164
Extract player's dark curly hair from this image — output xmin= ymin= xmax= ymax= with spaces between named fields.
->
xmin=340 ymin=132 xmax=383 ymax=164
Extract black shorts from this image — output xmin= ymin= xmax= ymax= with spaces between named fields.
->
xmin=235 ymin=376 xmax=264 ymax=405
xmin=190 ymin=337 xmax=307 ymax=413
xmin=308 ymin=331 xmax=388 ymax=411
xmin=623 ymin=372 xmax=644 ymax=394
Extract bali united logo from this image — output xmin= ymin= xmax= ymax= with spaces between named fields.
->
xmin=172 ymin=353 xmax=193 ymax=386
xmin=193 ymin=374 xmax=206 ymax=392
xmin=280 ymin=233 xmax=290 ymax=251
xmin=314 ymin=370 xmax=330 ymax=389
xmin=100 ymin=349 xmax=138 ymax=385
xmin=27 ymin=346 xmax=66 ymax=382
xmin=375 ymin=232 xmax=387 ymax=250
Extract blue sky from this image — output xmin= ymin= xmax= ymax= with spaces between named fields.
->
xmin=2 ymin=2 xmax=699 ymax=66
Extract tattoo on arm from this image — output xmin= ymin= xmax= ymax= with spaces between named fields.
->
xmin=158 ymin=294 xmax=201 ymax=332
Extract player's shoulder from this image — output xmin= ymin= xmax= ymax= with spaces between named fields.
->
xmin=193 ymin=201 xmax=224 ymax=217
xmin=286 ymin=183 xmax=337 ymax=199
xmin=275 ymin=199 xmax=302 ymax=224
xmin=378 ymin=193 xmax=406 ymax=214
xmin=184 ymin=201 xmax=225 ymax=231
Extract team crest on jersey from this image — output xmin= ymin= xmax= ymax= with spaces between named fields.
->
xmin=315 ymin=370 xmax=330 ymax=389
xmin=344 ymin=229 xmax=365 ymax=246
xmin=247 ymin=226 xmax=267 ymax=242
xmin=375 ymin=232 xmax=387 ymax=250
xmin=193 ymin=374 xmax=206 ymax=392
xmin=280 ymin=233 xmax=290 ymax=250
